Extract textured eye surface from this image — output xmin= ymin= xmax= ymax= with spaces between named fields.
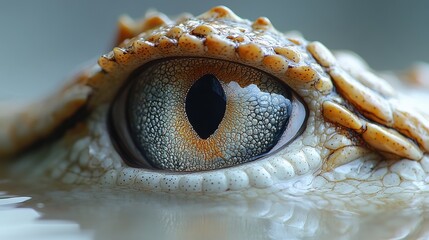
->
xmin=110 ymin=58 xmax=307 ymax=171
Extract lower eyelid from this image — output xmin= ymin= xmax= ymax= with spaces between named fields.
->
xmin=66 ymin=104 xmax=320 ymax=192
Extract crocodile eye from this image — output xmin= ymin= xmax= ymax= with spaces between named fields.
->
xmin=109 ymin=58 xmax=307 ymax=171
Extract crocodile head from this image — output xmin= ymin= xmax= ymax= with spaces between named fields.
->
xmin=1 ymin=6 xmax=429 ymax=216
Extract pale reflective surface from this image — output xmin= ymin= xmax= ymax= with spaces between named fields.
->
xmin=0 ymin=182 xmax=93 ymax=240
xmin=2 ymin=178 xmax=429 ymax=240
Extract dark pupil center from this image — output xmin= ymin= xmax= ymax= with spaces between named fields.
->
xmin=185 ymin=74 xmax=226 ymax=139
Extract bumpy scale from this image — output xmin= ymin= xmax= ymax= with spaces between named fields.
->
xmin=0 ymin=6 xmax=428 ymax=197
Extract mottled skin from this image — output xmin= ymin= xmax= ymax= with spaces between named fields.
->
xmin=1 ymin=6 xmax=429 ymax=237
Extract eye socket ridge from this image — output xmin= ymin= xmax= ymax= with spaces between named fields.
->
xmin=109 ymin=57 xmax=308 ymax=172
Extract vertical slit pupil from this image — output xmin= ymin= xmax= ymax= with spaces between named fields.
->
xmin=185 ymin=74 xmax=226 ymax=139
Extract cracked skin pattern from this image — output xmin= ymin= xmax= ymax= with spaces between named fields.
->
xmin=1 ymin=6 xmax=429 ymax=223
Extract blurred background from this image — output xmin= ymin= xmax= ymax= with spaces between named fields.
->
xmin=0 ymin=0 xmax=428 ymax=100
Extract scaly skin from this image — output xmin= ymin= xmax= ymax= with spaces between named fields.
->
xmin=1 ymin=6 xmax=429 ymax=225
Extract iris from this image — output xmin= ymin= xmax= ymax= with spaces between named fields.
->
xmin=109 ymin=58 xmax=306 ymax=171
